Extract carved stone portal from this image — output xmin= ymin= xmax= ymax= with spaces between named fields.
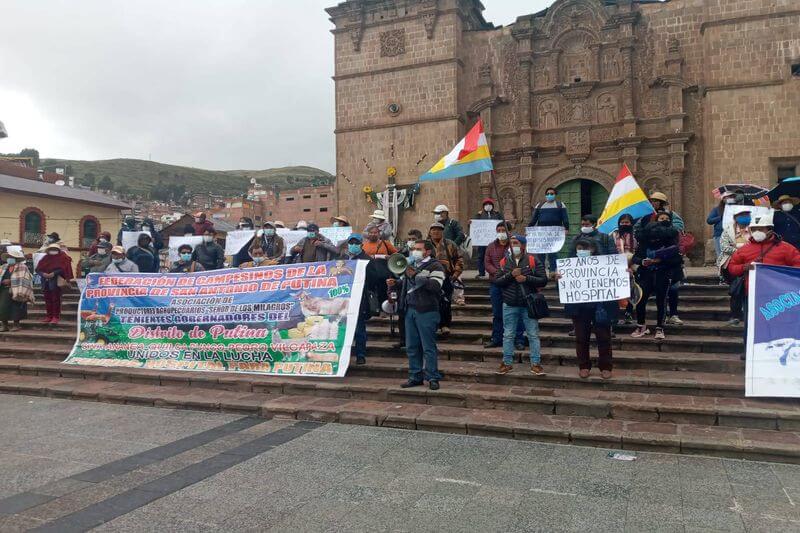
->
xmin=380 ymin=29 xmax=406 ymax=57
xmin=566 ymin=129 xmax=590 ymax=155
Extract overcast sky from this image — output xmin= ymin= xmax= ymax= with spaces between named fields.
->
xmin=0 ymin=0 xmax=550 ymax=173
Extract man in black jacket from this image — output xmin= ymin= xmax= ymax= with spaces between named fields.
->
xmin=492 ymin=234 xmax=548 ymax=376
xmin=192 ymin=229 xmax=225 ymax=271
xmin=339 ymin=233 xmax=372 ymax=365
xmin=388 ymin=240 xmax=446 ymax=390
xmin=566 ymin=214 xmax=617 ymax=257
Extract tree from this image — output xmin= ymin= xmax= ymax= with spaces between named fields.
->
xmin=18 ymin=148 xmax=39 ymax=166
xmin=98 ymin=175 xmax=114 ymax=191
xmin=116 ymin=183 xmax=131 ymax=196
xmin=80 ymin=172 xmax=96 ymax=188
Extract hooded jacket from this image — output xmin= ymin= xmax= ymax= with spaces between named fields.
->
xmin=492 ymin=251 xmax=547 ymax=307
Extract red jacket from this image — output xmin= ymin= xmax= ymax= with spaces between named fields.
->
xmin=484 ymin=240 xmax=510 ymax=278
xmin=192 ymin=220 xmax=215 ymax=236
xmin=727 ymin=237 xmax=800 ymax=286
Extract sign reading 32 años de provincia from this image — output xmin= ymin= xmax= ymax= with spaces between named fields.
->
xmin=63 ymin=260 xmax=367 ymax=378
xmin=556 ymin=254 xmax=630 ymax=304
xmin=746 ymin=264 xmax=800 ymax=397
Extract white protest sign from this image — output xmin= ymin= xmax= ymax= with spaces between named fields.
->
xmin=469 ymin=219 xmax=500 ymax=247
xmin=168 ymin=236 xmax=204 ymax=262
xmin=722 ymin=205 xmax=772 ymax=231
xmin=224 ymin=229 xmax=256 ymax=256
xmin=277 ymin=229 xmax=307 ymax=256
xmin=556 ymin=253 xmax=630 ymax=304
xmin=121 ymin=231 xmax=151 ymax=253
xmin=33 ymin=253 xmax=46 ymax=270
xmin=526 ymin=226 xmax=566 ymax=254
xmin=320 ymin=226 xmax=352 ymax=245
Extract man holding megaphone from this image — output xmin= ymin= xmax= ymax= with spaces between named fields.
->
xmin=387 ymin=240 xmax=446 ymax=390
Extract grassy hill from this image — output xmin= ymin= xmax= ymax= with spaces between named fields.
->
xmin=38 ymin=158 xmax=333 ymax=197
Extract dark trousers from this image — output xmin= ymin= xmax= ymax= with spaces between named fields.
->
xmin=536 ymin=253 xmax=558 ymax=272
xmin=405 ymin=308 xmax=441 ymax=382
xmin=43 ymin=287 xmax=62 ymax=319
xmin=476 ymin=246 xmax=487 ymax=276
xmin=636 ymin=271 xmax=671 ymax=327
xmin=490 ymin=283 xmax=524 ymax=345
xmin=742 ymin=294 xmax=749 ymax=358
xmin=397 ymin=308 xmax=406 ymax=345
xmin=440 ymin=279 xmax=453 ymax=328
xmin=572 ymin=314 xmax=613 ymax=371
xmin=354 ymin=316 xmax=367 ymax=359
xmin=668 ymin=282 xmax=680 ymax=316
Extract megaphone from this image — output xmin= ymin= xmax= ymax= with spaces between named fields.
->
xmin=387 ymin=253 xmax=409 ymax=275
xmin=381 ymin=300 xmax=398 ymax=315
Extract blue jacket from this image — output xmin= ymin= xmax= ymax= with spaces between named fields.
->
xmin=706 ymin=206 xmax=724 ymax=238
xmin=774 ymin=209 xmax=800 ymax=250
xmin=126 ymin=245 xmax=159 ymax=273
xmin=529 ymin=201 xmax=570 ymax=229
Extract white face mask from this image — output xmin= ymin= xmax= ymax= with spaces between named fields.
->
xmin=252 ymin=256 xmax=265 ymax=264
xmin=751 ymin=230 xmax=768 ymax=242
xmin=410 ymin=250 xmax=424 ymax=261
xmin=372 ymin=218 xmax=381 ymax=224
xmin=580 ymin=226 xmax=594 ymax=234
xmin=406 ymin=240 xmax=416 ymax=249
xmin=203 ymin=236 xmax=214 ymax=243
xmin=484 ymin=204 xmax=492 ymax=212
xmin=511 ymin=246 xmax=522 ymax=256
xmin=434 ymin=214 xmax=444 ymax=222
xmin=48 ymin=250 xmax=59 ymax=256
xmin=782 ymin=203 xmax=794 ymax=212
xmin=496 ymin=232 xmax=508 ymax=241
xmin=98 ymin=249 xmax=108 ymax=256
xmin=725 ymin=198 xmax=736 ymax=205
xmin=6 ymin=258 xmax=16 ymax=265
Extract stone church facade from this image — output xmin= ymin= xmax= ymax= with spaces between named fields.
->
xmin=327 ymin=0 xmax=800 ymax=263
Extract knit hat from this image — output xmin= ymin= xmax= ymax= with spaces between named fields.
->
xmin=511 ymin=234 xmax=527 ymax=245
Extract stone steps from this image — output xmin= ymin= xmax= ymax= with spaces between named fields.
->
xmin=454 ymin=303 xmax=730 ymax=321
xmin=0 ymin=366 xmax=798 ymax=463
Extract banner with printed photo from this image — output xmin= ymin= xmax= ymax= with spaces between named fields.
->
xmin=722 ymin=205 xmax=772 ymax=231
xmin=556 ymin=253 xmax=630 ymax=304
xmin=469 ymin=219 xmax=501 ymax=247
xmin=746 ymin=264 xmax=800 ymax=397
xmin=526 ymin=226 xmax=566 ymax=254
xmin=63 ymin=260 xmax=368 ymax=378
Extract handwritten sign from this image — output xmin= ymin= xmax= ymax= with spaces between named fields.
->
xmin=722 ymin=205 xmax=772 ymax=231
xmin=469 ymin=219 xmax=501 ymax=247
xmin=277 ymin=229 xmax=306 ymax=257
xmin=526 ymin=226 xmax=566 ymax=254
xmin=33 ymin=253 xmax=46 ymax=270
xmin=320 ymin=226 xmax=352 ymax=245
xmin=224 ymin=230 xmax=256 ymax=256
xmin=167 ymin=236 xmax=204 ymax=263
xmin=556 ymin=253 xmax=630 ymax=304
xmin=121 ymin=231 xmax=151 ymax=253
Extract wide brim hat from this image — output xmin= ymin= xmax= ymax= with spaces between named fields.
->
xmin=331 ymin=215 xmax=350 ymax=225
xmin=773 ymin=195 xmax=799 ymax=208
xmin=649 ymin=192 xmax=668 ymax=203
xmin=371 ymin=210 xmax=386 ymax=220
xmin=44 ymin=243 xmax=61 ymax=251
xmin=4 ymin=249 xmax=24 ymax=260
xmin=111 ymin=245 xmax=126 ymax=254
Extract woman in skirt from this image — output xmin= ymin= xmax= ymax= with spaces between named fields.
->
xmin=0 ymin=249 xmax=35 ymax=331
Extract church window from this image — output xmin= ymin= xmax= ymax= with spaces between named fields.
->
xmin=778 ymin=165 xmax=797 ymax=181
xmin=792 ymin=63 xmax=800 ymax=78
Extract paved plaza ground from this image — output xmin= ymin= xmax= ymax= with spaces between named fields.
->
xmin=0 ymin=395 xmax=799 ymax=532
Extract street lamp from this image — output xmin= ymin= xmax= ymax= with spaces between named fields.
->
xmin=0 ymin=120 xmax=7 ymax=138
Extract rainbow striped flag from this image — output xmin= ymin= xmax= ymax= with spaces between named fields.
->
xmin=597 ymin=164 xmax=655 ymax=234
xmin=419 ymin=119 xmax=493 ymax=182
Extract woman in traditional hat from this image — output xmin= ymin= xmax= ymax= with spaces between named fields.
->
xmin=0 ymin=249 xmax=34 ymax=332
xmin=35 ymin=243 xmax=74 ymax=325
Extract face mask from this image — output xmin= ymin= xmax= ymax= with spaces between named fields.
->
xmin=99 ymin=238 xmax=108 ymax=243
xmin=410 ymin=250 xmax=424 ymax=262
xmin=98 ymin=249 xmax=108 ymax=256
xmin=113 ymin=257 xmax=124 ymax=264
xmin=348 ymin=244 xmax=362 ymax=255
xmin=332 ymin=222 xmax=340 ymax=227
xmin=725 ymin=198 xmax=736 ymax=205
xmin=195 ymin=218 xmax=202 ymax=223
xmin=580 ymin=226 xmax=594 ymax=234
xmin=47 ymin=237 xmax=56 ymax=244
xmin=484 ymin=204 xmax=493 ymax=212
xmin=372 ymin=218 xmax=381 ymax=224
xmin=203 ymin=236 xmax=214 ymax=243
xmin=496 ymin=232 xmax=508 ymax=241
xmin=48 ymin=250 xmax=59 ymax=256
xmin=751 ymin=230 xmax=768 ymax=242
xmin=511 ymin=246 xmax=522 ymax=256
xmin=576 ymin=249 xmax=591 ymax=258
xmin=659 ymin=220 xmax=672 ymax=227
xmin=6 ymin=258 xmax=16 ymax=266
xmin=179 ymin=253 xmax=191 ymax=262
xmin=618 ymin=225 xmax=632 ymax=234
xmin=782 ymin=203 xmax=794 ymax=212
xmin=253 ymin=256 xmax=265 ymax=264
xmin=545 ymin=194 xmax=556 ymax=202
xmin=434 ymin=214 xmax=444 ymax=222
xmin=142 ymin=226 xmax=151 ymax=232
xmin=307 ymin=232 xmax=316 ymax=239
xmin=264 ymin=229 xmax=275 ymax=237
xmin=406 ymin=240 xmax=416 ymax=249
xmin=735 ymin=216 xmax=751 ymax=226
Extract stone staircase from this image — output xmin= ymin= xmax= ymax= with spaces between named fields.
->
xmin=2 ymin=275 xmax=800 ymax=463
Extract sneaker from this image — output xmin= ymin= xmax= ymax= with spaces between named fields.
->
xmin=601 ymin=370 xmax=613 ymax=380
xmin=666 ymin=316 xmax=684 ymax=325
xmin=726 ymin=318 xmax=741 ymax=326
xmin=578 ymin=369 xmax=590 ymax=379
xmin=568 ymin=329 xmax=575 ymax=337
xmin=530 ymin=364 xmax=546 ymax=376
xmin=401 ymin=380 xmax=423 ymax=388
xmin=429 ymin=380 xmax=440 ymax=390
xmin=654 ymin=327 xmax=666 ymax=340
xmin=439 ymin=327 xmax=451 ymax=337
xmin=495 ymin=363 xmax=513 ymax=375
xmin=356 ymin=357 xmax=366 ymax=365
xmin=630 ymin=325 xmax=650 ymax=338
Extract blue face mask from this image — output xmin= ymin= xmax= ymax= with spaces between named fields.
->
xmin=735 ymin=216 xmax=751 ymax=226
xmin=180 ymin=253 xmax=192 ymax=262
xmin=348 ymin=244 xmax=362 ymax=255
xmin=545 ymin=194 xmax=556 ymax=202
xmin=6 ymin=258 xmax=16 ymax=266
xmin=576 ymin=249 xmax=591 ymax=258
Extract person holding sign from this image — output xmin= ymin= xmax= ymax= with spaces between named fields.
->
xmin=473 ymin=198 xmax=503 ymax=278
xmin=170 ymin=244 xmax=205 ymax=273
xmin=528 ymin=187 xmax=570 ymax=277
xmin=558 ymin=239 xmax=619 ymax=379
xmin=492 ymin=234 xmax=547 ymax=376
xmin=291 ymin=224 xmax=337 ymax=263
xmin=340 ymin=233 xmax=374 ymax=365
xmin=631 ymin=211 xmax=684 ymax=340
